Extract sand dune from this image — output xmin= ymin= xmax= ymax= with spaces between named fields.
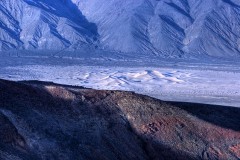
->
xmin=1 ymin=65 xmax=240 ymax=107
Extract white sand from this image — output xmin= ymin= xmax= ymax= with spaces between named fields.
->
xmin=1 ymin=65 xmax=240 ymax=107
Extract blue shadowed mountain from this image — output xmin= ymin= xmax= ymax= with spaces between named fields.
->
xmin=1 ymin=0 xmax=240 ymax=59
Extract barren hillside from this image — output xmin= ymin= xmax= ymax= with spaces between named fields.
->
xmin=0 ymin=79 xmax=239 ymax=159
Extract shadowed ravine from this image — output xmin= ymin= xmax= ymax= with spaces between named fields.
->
xmin=0 ymin=79 xmax=239 ymax=160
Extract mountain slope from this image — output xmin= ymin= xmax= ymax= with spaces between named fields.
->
xmin=0 ymin=0 xmax=98 ymax=51
xmin=1 ymin=0 xmax=240 ymax=58
xmin=76 ymin=0 xmax=240 ymax=58
xmin=0 ymin=79 xmax=240 ymax=159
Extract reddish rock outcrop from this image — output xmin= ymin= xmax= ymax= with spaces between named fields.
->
xmin=0 ymin=79 xmax=239 ymax=160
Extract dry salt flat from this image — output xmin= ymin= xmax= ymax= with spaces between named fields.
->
xmin=1 ymin=65 xmax=240 ymax=107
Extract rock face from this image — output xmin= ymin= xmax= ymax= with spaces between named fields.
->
xmin=1 ymin=0 xmax=240 ymax=58
xmin=0 ymin=0 xmax=98 ymax=51
xmin=75 ymin=0 xmax=240 ymax=57
xmin=0 ymin=79 xmax=240 ymax=160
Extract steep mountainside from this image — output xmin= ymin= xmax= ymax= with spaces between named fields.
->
xmin=0 ymin=79 xmax=240 ymax=160
xmin=1 ymin=0 xmax=240 ymax=58
xmin=0 ymin=0 xmax=98 ymax=51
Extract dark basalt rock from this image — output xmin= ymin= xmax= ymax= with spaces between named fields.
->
xmin=0 ymin=79 xmax=239 ymax=160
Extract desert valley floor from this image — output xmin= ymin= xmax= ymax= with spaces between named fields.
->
xmin=0 ymin=56 xmax=239 ymax=107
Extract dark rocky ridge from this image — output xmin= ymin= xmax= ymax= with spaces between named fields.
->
xmin=0 ymin=79 xmax=239 ymax=160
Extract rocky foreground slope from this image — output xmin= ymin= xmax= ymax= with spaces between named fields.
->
xmin=0 ymin=79 xmax=240 ymax=160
